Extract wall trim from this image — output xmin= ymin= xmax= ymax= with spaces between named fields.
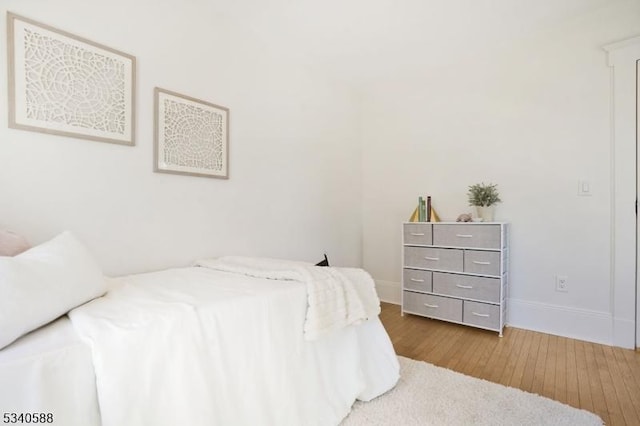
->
xmin=603 ymin=35 xmax=640 ymax=348
xmin=508 ymin=298 xmax=614 ymax=346
xmin=375 ymin=282 xmax=633 ymax=348
xmin=375 ymin=280 xmax=401 ymax=305
xmin=613 ymin=317 xmax=637 ymax=349
xmin=603 ymin=35 xmax=640 ymax=61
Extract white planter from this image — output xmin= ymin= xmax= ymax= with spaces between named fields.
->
xmin=475 ymin=205 xmax=495 ymax=222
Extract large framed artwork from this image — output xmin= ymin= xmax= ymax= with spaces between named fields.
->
xmin=6 ymin=12 xmax=136 ymax=145
xmin=154 ymin=88 xmax=229 ymax=179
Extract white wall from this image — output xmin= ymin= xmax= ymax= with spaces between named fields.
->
xmin=362 ymin=2 xmax=640 ymax=345
xmin=0 ymin=0 xmax=363 ymax=276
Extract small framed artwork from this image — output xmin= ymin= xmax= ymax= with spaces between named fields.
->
xmin=6 ymin=12 xmax=136 ymax=145
xmin=154 ymin=88 xmax=229 ymax=179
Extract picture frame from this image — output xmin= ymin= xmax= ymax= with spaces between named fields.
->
xmin=154 ymin=87 xmax=229 ymax=179
xmin=6 ymin=12 xmax=136 ymax=145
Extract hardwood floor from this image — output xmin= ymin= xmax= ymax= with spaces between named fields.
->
xmin=379 ymin=302 xmax=640 ymax=426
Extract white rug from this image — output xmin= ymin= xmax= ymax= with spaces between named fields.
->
xmin=341 ymin=356 xmax=603 ymax=426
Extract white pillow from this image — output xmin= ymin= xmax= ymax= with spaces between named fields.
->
xmin=0 ymin=231 xmax=107 ymax=349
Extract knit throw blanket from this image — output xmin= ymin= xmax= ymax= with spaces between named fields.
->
xmin=195 ymin=256 xmax=381 ymax=340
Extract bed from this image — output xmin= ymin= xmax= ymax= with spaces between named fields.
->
xmin=0 ymin=232 xmax=399 ymax=426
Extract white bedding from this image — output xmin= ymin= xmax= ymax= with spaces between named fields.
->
xmin=0 ymin=316 xmax=101 ymax=426
xmin=69 ymin=266 xmax=399 ymax=426
xmin=196 ymin=256 xmax=381 ymax=340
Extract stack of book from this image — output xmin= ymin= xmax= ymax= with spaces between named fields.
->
xmin=409 ymin=196 xmax=440 ymax=222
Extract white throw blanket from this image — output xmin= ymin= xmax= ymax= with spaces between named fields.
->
xmin=195 ymin=256 xmax=381 ymax=340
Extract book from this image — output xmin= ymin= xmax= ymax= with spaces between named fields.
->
xmin=418 ymin=197 xmax=425 ymax=222
xmin=410 ymin=196 xmax=440 ymax=222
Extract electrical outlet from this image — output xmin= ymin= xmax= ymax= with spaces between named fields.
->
xmin=556 ymin=275 xmax=568 ymax=292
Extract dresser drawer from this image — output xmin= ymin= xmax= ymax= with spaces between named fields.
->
xmin=433 ymin=224 xmax=501 ymax=249
xmin=403 ymin=292 xmax=462 ymax=322
xmin=464 ymin=250 xmax=501 ymax=276
xmin=404 ymin=247 xmax=463 ymax=271
xmin=403 ymin=269 xmax=432 ymax=292
xmin=463 ymin=301 xmax=500 ymax=330
xmin=403 ymin=223 xmax=433 ymax=245
xmin=432 ymin=272 xmax=500 ymax=303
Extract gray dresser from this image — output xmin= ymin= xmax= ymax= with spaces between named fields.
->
xmin=401 ymin=222 xmax=509 ymax=336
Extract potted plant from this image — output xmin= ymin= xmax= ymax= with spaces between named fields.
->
xmin=467 ymin=183 xmax=501 ymax=222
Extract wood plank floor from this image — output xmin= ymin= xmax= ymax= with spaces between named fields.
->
xmin=379 ymin=302 xmax=640 ymax=426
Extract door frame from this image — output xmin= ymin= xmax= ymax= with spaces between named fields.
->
xmin=604 ymin=36 xmax=640 ymax=349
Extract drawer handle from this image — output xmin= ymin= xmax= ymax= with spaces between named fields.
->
xmin=456 ymin=284 xmax=473 ymax=289
xmin=410 ymin=232 xmax=426 ymax=236
xmin=410 ymin=278 xmax=425 ymax=282
xmin=424 ymin=303 xmax=439 ymax=309
xmin=456 ymin=234 xmax=473 ymax=238
xmin=472 ymin=261 xmax=491 ymax=265
xmin=471 ymin=312 xmax=490 ymax=318
xmin=424 ymin=256 xmax=440 ymax=261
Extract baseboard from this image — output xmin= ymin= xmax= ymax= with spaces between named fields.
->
xmin=374 ymin=284 xmax=629 ymax=347
xmin=612 ymin=317 xmax=636 ymax=349
xmin=375 ymin=280 xmax=401 ymax=305
xmin=507 ymin=298 xmax=614 ymax=346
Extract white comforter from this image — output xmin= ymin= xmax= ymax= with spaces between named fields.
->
xmin=69 ymin=266 xmax=399 ymax=426
xmin=0 ymin=317 xmax=101 ymax=426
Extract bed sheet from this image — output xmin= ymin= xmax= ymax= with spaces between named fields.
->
xmin=0 ymin=316 xmax=101 ymax=426
xmin=70 ymin=266 xmax=399 ymax=426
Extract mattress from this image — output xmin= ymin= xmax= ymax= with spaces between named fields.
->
xmin=0 ymin=316 xmax=101 ymax=426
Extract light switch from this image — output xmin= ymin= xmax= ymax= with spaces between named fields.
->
xmin=578 ymin=180 xmax=592 ymax=196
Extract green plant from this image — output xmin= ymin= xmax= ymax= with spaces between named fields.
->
xmin=467 ymin=183 xmax=501 ymax=207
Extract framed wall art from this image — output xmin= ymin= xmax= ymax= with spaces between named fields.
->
xmin=6 ymin=12 xmax=136 ymax=145
xmin=154 ymin=88 xmax=229 ymax=179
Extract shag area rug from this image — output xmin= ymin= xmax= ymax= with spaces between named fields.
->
xmin=341 ymin=356 xmax=603 ymax=426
